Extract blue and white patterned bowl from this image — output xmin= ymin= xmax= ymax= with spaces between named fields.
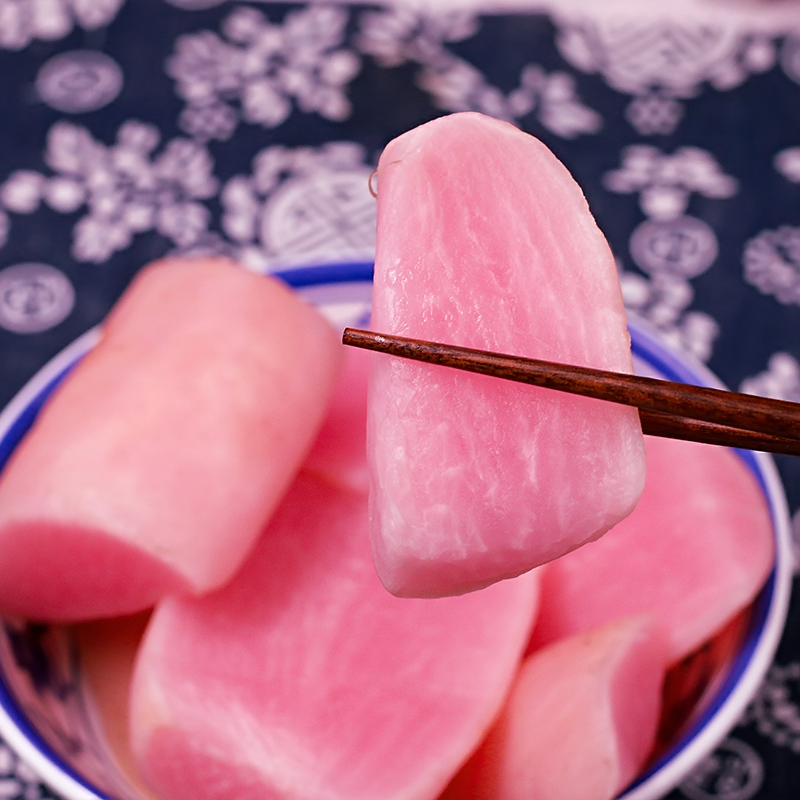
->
xmin=0 ymin=262 xmax=791 ymax=800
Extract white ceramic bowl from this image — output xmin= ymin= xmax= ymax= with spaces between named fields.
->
xmin=0 ymin=262 xmax=791 ymax=800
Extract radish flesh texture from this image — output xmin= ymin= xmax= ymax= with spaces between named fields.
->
xmin=303 ymin=344 xmax=372 ymax=495
xmin=369 ymin=111 xmax=646 ymax=598
xmin=0 ymin=257 xmax=342 ymax=621
xmin=130 ymin=472 xmax=540 ymax=800
xmin=529 ymin=436 xmax=775 ymax=664
xmin=442 ymin=615 xmax=666 ymax=800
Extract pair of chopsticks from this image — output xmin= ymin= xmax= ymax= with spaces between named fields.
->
xmin=342 ymin=328 xmax=800 ymax=457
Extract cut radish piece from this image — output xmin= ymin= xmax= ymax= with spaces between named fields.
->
xmin=369 ymin=111 xmax=645 ymax=597
xmin=0 ymin=257 xmax=342 ymax=620
xmin=130 ymin=472 xmax=539 ymax=800
xmin=442 ymin=616 xmax=666 ymax=800
xmin=529 ymin=437 xmax=775 ymax=663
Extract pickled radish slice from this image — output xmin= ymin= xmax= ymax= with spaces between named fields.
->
xmin=0 ymin=257 xmax=342 ymax=620
xmin=368 ymin=112 xmax=645 ymax=598
xmin=442 ymin=616 xmax=666 ymax=800
xmin=529 ymin=437 xmax=775 ymax=663
xmin=130 ymin=473 xmax=539 ymax=800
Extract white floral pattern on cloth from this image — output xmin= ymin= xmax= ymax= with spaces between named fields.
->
xmin=605 ymin=145 xmax=737 ymax=361
xmin=0 ymin=263 xmax=75 ymax=334
xmin=743 ymin=144 xmax=800 ymax=307
xmin=743 ymin=226 xmax=800 ymax=306
xmin=775 ymin=148 xmax=800 ymax=184
xmin=167 ymin=5 xmax=361 ymax=141
xmin=357 ymin=6 xmax=601 ymax=138
xmin=678 ymin=737 xmax=766 ymax=800
xmin=554 ymin=17 xmax=776 ymax=135
xmin=0 ymin=742 xmax=57 ymax=800
xmin=35 ymin=51 xmax=124 ymax=114
xmin=0 ymin=120 xmax=217 ymax=263
xmin=604 ymin=145 xmax=739 ymax=221
xmin=781 ymin=35 xmax=800 ymax=86
xmin=744 ymin=663 xmax=800 ymax=751
xmin=221 ymin=141 xmax=376 ymax=271
xmin=0 ymin=0 xmax=125 ymax=50
xmin=740 ymin=351 xmax=800 ymax=403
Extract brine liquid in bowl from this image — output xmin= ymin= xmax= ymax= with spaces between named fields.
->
xmin=0 ymin=263 xmax=790 ymax=800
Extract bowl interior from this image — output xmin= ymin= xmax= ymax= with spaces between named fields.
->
xmin=0 ymin=262 xmax=790 ymax=800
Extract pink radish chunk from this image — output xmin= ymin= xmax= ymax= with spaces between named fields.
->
xmin=0 ymin=257 xmax=342 ymax=620
xmin=530 ymin=436 xmax=775 ymax=663
xmin=303 ymin=344 xmax=372 ymax=494
xmin=368 ymin=111 xmax=645 ymax=598
xmin=443 ymin=616 xmax=666 ymax=800
xmin=129 ymin=472 xmax=539 ymax=800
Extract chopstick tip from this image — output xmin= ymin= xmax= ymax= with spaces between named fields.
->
xmin=343 ymin=327 xmax=383 ymax=350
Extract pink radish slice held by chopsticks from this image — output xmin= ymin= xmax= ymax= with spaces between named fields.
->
xmin=368 ymin=111 xmax=646 ymax=598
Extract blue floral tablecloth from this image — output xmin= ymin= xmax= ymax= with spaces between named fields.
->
xmin=0 ymin=0 xmax=799 ymax=797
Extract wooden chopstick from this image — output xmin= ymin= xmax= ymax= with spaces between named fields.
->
xmin=342 ymin=327 xmax=800 ymax=457
xmin=636 ymin=409 xmax=800 ymax=456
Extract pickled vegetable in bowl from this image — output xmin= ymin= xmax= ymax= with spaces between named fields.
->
xmin=0 ymin=262 xmax=789 ymax=800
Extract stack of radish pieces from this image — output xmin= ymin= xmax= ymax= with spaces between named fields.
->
xmin=0 ymin=113 xmax=775 ymax=800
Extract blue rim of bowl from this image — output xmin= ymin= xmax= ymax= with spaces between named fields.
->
xmin=0 ymin=262 xmax=790 ymax=800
